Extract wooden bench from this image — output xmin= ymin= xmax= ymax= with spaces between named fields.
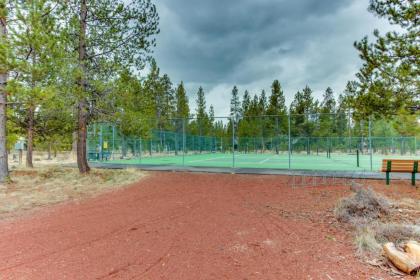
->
xmin=381 ymin=159 xmax=418 ymax=186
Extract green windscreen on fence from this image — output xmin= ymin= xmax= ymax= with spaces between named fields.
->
xmin=87 ymin=113 xmax=419 ymax=172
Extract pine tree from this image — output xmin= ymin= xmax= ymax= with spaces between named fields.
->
xmin=229 ymin=86 xmax=241 ymax=150
xmin=242 ymin=90 xmax=251 ymax=117
xmin=160 ymin=74 xmax=175 ymax=122
xmin=320 ymin=87 xmax=336 ymax=113
xmin=196 ymin=86 xmax=207 ymax=121
xmin=258 ymin=90 xmax=267 ymax=115
xmin=237 ymin=90 xmax=251 ymax=140
xmin=351 ymin=0 xmax=419 ymax=117
xmin=195 ymin=86 xmax=211 ymax=135
xmin=318 ymin=87 xmax=337 ymax=137
xmin=175 ymin=81 xmax=190 ymax=119
xmin=208 ymin=104 xmax=216 ymax=150
xmin=266 ymin=80 xmax=287 ymax=150
xmin=64 ymin=0 xmax=159 ymax=173
xmin=209 ymin=105 xmax=215 ymax=124
xmin=267 ymin=80 xmax=287 ymax=116
xmin=230 ymin=85 xmax=241 ymax=121
xmin=114 ymin=69 xmax=152 ymax=138
xmin=174 ymin=81 xmax=189 ymax=154
xmin=290 ymin=86 xmax=315 ymax=137
xmin=144 ymin=60 xmax=175 ymax=131
xmin=7 ymin=0 xmax=65 ymax=168
xmin=257 ymin=90 xmax=269 ymax=151
xmin=336 ymin=93 xmax=350 ymax=138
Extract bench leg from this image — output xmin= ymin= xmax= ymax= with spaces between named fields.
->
xmin=386 ymin=172 xmax=390 ymax=185
xmin=412 ymin=172 xmax=416 ymax=186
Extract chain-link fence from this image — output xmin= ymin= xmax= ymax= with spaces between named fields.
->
xmin=87 ymin=113 xmax=418 ymax=171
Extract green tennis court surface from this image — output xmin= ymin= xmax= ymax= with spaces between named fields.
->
xmin=95 ymin=153 xmax=418 ymax=171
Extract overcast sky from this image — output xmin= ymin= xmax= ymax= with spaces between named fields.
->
xmin=152 ymin=0 xmax=391 ymax=117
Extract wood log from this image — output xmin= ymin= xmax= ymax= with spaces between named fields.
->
xmin=405 ymin=241 xmax=420 ymax=264
xmin=383 ymin=242 xmax=419 ymax=275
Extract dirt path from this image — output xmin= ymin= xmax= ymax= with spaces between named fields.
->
xmin=0 ymin=172 xmax=414 ymax=279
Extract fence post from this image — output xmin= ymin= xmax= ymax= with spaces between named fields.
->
xmin=348 ymin=109 xmax=351 ymax=153
xmin=356 ymin=149 xmax=359 ymax=167
xmin=232 ymin=117 xmax=235 ymax=169
xmin=99 ymin=124 xmax=103 ymax=161
xmin=275 ymin=116 xmax=279 ymax=155
xmin=112 ymin=125 xmax=115 ymax=160
xmin=182 ymin=118 xmax=186 ymax=166
xmin=139 ymin=137 xmax=142 ymax=163
xmin=288 ymin=112 xmax=291 ymax=169
xmin=369 ymin=115 xmax=373 ymax=171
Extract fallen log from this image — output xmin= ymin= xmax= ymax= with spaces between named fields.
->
xmin=383 ymin=242 xmax=419 ymax=275
xmin=405 ymin=241 xmax=420 ymax=264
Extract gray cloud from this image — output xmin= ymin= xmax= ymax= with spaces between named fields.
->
xmin=153 ymin=0 xmax=391 ymax=116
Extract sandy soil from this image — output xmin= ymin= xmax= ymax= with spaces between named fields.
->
xmin=0 ymin=172 xmax=418 ymax=279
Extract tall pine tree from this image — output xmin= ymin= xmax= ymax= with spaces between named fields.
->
xmin=64 ymin=0 xmax=159 ymax=173
xmin=7 ymin=0 xmax=65 ymax=168
xmin=351 ymin=0 xmax=419 ymax=117
xmin=318 ymin=87 xmax=336 ymax=137
xmin=175 ymin=81 xmax=190 ymax=120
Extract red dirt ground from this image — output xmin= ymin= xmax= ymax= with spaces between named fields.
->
xmin=0 ymin=172 xmax=418 ymax=280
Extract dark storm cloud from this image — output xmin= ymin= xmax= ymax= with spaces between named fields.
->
xmin=153 ymin=0 xmax=391 ymax=116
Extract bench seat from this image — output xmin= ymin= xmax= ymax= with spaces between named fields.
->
xmin=381 ymin=159 xmax=418 ymax=186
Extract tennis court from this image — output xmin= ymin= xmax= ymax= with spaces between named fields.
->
xmin=99 ymin=152 xmax=417 ymax=171
xmin=88 ymin=116 xmax=418 ymax=173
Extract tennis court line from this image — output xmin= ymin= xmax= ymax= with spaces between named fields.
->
xmin=258 ymin=156 xmax=276 ymax=164
xmin=188 ymin=156 xmax=234 ymax=163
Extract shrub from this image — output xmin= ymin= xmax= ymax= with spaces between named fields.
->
xmin=335 ymin=187 xmax=390 ymax=224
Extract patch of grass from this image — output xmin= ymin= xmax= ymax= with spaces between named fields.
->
xmin=335 ymin=187 xmax=420 ymax=271
xmin=334 ymin=187 xmax=391 ymax=224
xmin=373 ymin=223 xmax=420 ymax=245
xmin=354 ymin=222 xmax=420 ymax=265
xmin=355 ymin=225 xmax=382 ymax=257
xmin=0 ymin=166 xmax=146 ymax=216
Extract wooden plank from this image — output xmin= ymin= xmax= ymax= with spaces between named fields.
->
xmin=381 ymin=168 xmax=414 ymax=172
xmin=381 ymin=159 xmax=419 ymax=173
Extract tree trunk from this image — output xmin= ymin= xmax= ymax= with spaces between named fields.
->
xmin=77 ymin=100 xmax=90 ymax=173
xmin=26 ymin=105 xmax=34 ymax=168
xmin=76 ymin=0 xmax=90 ymax=174
xmin=0 ymin=11 xmax=9 ymax=182
xmin=47 ymin=142 xmax=52 ymax=160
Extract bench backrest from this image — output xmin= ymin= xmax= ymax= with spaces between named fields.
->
xmin=381 ymin=159 xmax=419 ymax=173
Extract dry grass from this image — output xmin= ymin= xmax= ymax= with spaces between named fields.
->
xmin=335 ymin=186 xmax=420 ymax=274
xmin=355 ymin=223 xmax=420 ymax=257
xmin=0 ymin=165 xmax=146 ymax=217
xmin=9 ymin=151 xmax=75 ymax=168
xmin=334 ymin=187 xmax=391 ymax=224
